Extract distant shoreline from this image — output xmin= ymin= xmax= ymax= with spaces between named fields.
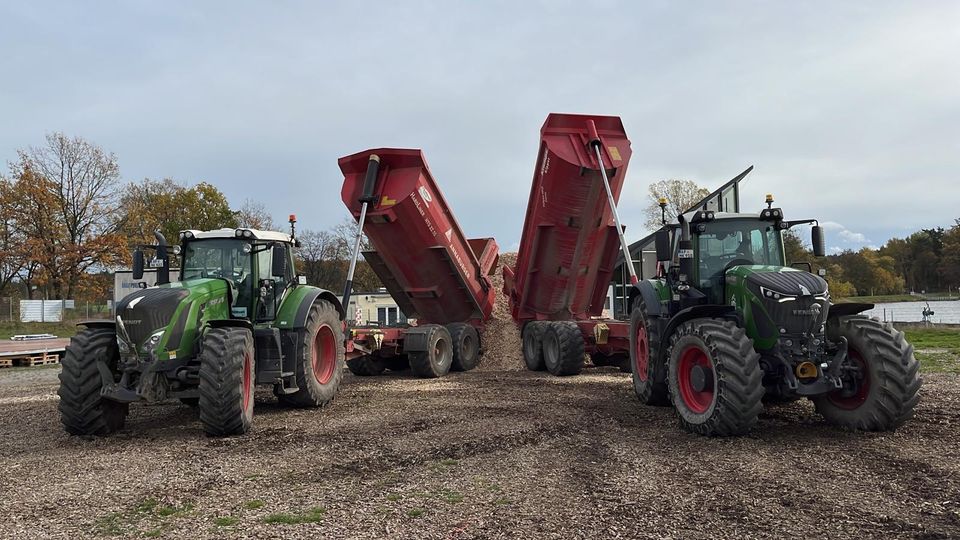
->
xmin=836 ymin=295 xmax=959 ymax=304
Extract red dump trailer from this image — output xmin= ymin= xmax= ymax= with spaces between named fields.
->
xmin=339 ymin=148 xmax=499 ymax=378
xmin=502 ymin=113 xmax=634 ymax=375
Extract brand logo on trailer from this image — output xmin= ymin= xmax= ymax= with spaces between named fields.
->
xmin=418 ymin=186 xmax=432 ymax=206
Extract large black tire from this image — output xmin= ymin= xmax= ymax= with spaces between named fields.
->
xmin=522 ymin=321 xmax=547 ymax=371
xmin=448 ymin=323 xmax=481 ymax=372
xmin=630 ymin=296 xmax=669 ymax=405
xmin=198 ymin=327 xmax=255 ymax=437
xmin=385 ymin=355 xmax=409 ymax=372
xmin=347 ymin=354 xmax=387 ymax=376
xmin=811 ymin=316 xmax=921 ymax=431
xmin=58 ymin=328 xmax=128 ymax=436
xmin=409 ymin=325 xmax=453 ymax=378
xmin=278 ymin=300 xmax=345 ymax=408
xmin=667 ymin=319 xmax=764 ymax=436
xmin=542 ymin=321 xmax=585 ymax=376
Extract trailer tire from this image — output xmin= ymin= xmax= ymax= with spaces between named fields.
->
xmin=385 ymin=355 xmax=409 ymax=372
xmin=542 ymin=321 xmax=585 ymax=376
xmin=279 ymin=300 xmax=344 ymax=408
xmin=631 ymin=296 xmax=670 ymax=405
xmin=522 ymin=321 xmax=547 ymax=371
xmin=667 ymin=319 xmax=764 ymax=436
xmin=448 ymin=323 xmax=480 ymax=372
xmin=58 ymin=328 xmax=128 ymax=436
xmin=198 ymin=327 xmax=255 ymax=437
xmin=812 ymin=316 xmax=921 ymax=431
xmin=347 ymin=355 xmax=386 ymax=376
xmin=408 ymin=325 xmax=454 ymax=378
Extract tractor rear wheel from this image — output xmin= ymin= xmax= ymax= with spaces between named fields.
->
xmin=347 ymin=355 xmax=387 ymax=376
xmin=409 ymin=325 xmax=454 ymax=378
xmin=448 ymin=323 xmax=481 ymax=372
xmin=667 ymin=318 xmax=764 ymax=436
xmin=522 ymin=321 xmax=547 ymax=371
xmin=198 ymin=327 xmax=255 ymax=437
xmin=812 ymin=316 xmax=921 ymax=431
xmin=630 ymin=297 xmax=669 ymax=405
xmin=542 ymin=321 xmax=585 ymax=376
xmin=58 ymin=328 xmax=128 ymax=436
xmin=279 ymin=300 xmax=344 ymax=408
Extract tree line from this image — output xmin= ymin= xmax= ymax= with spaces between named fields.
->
xmin=0 ymin=133 xmax=381 ymax=302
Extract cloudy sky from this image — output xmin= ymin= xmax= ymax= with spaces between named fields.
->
xmin=2 ymin=1 xmax=957 ymax=253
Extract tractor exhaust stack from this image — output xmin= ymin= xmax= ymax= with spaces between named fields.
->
xmin=341 ymin=154 xmax=381 ymax=319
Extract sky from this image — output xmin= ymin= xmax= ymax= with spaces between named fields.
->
xmin=1 ymin=1 xmax=957 ymax=254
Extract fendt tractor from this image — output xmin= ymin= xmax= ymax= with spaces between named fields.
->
xmin=57 ymin=218 xmax=346 ymax=437
xmin=628 ymin=197 xmax=922 ymax=435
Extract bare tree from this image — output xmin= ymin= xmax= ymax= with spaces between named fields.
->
xmin=235 ymin=198 xmax=276 ymax=230
xmin=643 ymin=179 xmax=711 ymax=230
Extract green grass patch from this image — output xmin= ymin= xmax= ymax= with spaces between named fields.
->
xmin=905 ymin=328 xmax=960 ymax=373
xmin=135 ymin=498 xmax=159 ymax=513
xmin=916 ymin=352 xmax=960 ymax=374
xmin=243 ymin=499 xmax=265 ymax=510
xmin=439 ymin=458 xmax=459 ymax=467
xmin=385 ymin=494 xmax=401 ymax=502
xmin=0 ymin=321 xmax=78 ymax=340
xmin=440 ymin=491 xmax=464 ymax=504
xmin=262 ymin=507 xmax=326 ymax=525
xmin=143 ymin=529 xmax=163 ymax=538
xmin=494 ymin=497 xmax=513 ymax=506
xmin=155 ymin=503 xmax=192 ymax=517
xmin=94 ymin=512 xmax=126 ymax=536
xmin=406 ymin=508 xmax=425 ymax=518
xmin=214 ymin=516 xmax=239 ymax=527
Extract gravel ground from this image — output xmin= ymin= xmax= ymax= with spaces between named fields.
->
xmin=0 ymin=364 xmax=958 ymax=539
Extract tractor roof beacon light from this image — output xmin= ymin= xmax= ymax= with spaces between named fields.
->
xmin=766 ymin=193 xmax=774 ymax=209
xmin=342 ymin=154 xmax=381 ymax=319
xmin=289 ymin=214 xmax=297 ymax=241
xmin=659 ymin=197 xmax=669 ymax=225
xmin=586 ymin=119 xmax=637 ymax=285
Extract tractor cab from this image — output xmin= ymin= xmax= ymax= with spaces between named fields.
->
xmin=176 ymin=228 xmax=297 ymax=323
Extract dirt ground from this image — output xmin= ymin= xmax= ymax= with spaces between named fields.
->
xmin=0 ymin=359 xmax=958 ymax=540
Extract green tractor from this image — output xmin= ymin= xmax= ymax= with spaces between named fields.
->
xmin=58 ymin=220 xmax=345 ymax=437
xmin=629 ymin=197 xmax=921 ymax=436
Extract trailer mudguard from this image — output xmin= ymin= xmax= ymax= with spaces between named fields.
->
xmin=275 ymin=286 xmax=344 ymax=330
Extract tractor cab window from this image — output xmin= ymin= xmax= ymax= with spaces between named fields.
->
xmin=181 ymin=239 xmax=255 ymax=315
xmin=253 ymin=243 xmax=293 ymax=321
xmin=695 ymin=219 xmax=784 ymax=302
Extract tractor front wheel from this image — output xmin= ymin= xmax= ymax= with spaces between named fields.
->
xmin=448 ymin=323 xmax=481 ymax=372
xmin=522 ymin=321 xmax=547 ymax=371
xmin=630 ymin=296 xmax=669 ymax=405
xmin=667 ymin=319 xmax=764 ymax=436
xmin=279 ymin=300 xmax=344 ymax=408
xmin=198 ymin=327 xmax=255 ymax=437
xmin=409 ymin=325 xmax=454 ymax=378
xmin=58 ymin=328 xmax=128 ymax=436
xmin=542 ymin=321 xmax=585 ymax=376
xmin=812 ymin=316 xmax=921 ymax=431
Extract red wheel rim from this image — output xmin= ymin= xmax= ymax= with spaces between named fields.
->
xmin=635 ymin=324 xmax=649 ymax=381
xmin=242 ymin=351 xmax=253 ymax=411
xmin=827 ymin=347 xmax=870 ymax=410
xmin=677 ymin=344 xmax=714 ymax=414
xmin=312 ymin=325 xmax=337 ymax=385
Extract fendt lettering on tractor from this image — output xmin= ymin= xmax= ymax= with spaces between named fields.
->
xmin=629 ymin=196 xmax=922 ymax=435
xmin=57 ymin=218 xmax=345 ymax=437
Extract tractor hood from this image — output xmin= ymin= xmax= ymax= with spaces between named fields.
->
xmin=734 ymin=266 xmax=828 ymax=297
xmin=116 ymin=278 xmax=230 ymax=357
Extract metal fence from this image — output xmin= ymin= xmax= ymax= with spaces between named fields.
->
xmin=0 ymin=298 xmax=112 ymax=323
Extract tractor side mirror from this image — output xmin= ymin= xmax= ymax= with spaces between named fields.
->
xmin=655 ymin=229 xmax=671 ymax=262
xmin=811 ymin=225 xmax=825 ymax=257
xmin=271 ymin=245 xmax=287 ymax=278
xmin=132 ymin=249 xmax=145 ymax=280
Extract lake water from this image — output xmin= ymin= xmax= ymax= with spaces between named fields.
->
xmin=862 ymin=300 xmax=960 ymax=324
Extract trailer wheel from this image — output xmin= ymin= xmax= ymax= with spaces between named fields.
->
xmin=385 ymin=355 xmax=409 ymax=372
xmin=812 ymin=316 xmax=921 ymax=431
xmin=630 ymin=296 xmax=669 ymax=405
xmin=522 ymin=321 xmax=547 ymax=371
xmin=667 ymin=319 xmax=764 ymax=436
xmin=58 ymin=328 xmax=128 ymax=436
xmin=408 ymin=325 xmax=454 ymax=378
xmin=448 ymin=323 xmax=480 ymax=372
xmin=347 ymin=355 xmax=387 ymax=376
xmin=542 ymin=321 xmax=585 ymax=376
xmin=198 ymin=327 xmax=255 ymax=437
xmin=279 ymin=300 xmax=345 ymax=408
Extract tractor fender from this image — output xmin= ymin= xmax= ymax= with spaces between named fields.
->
xmin=277 ymin=286 xmax=345 ymax=330
xmin=78 ymin=320 xmax=116 ymax=330
xmin=206 ymin=319 xmax=254 ymax=332
xmin=828 ymin=302 xmax=874 ymax=319
xmin=658 ymin=305 xmax=743 ymax=363
xmin=629 ymin=282 xmax=663 ymax=317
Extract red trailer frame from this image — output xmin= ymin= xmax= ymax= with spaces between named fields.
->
xmin=503 ymin=113 xmax=634 ymax=374
xmin=339 ymin=148 xmax=499 ymax=378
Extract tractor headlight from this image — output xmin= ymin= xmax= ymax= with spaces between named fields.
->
xmin=761 ymin=286 xmax=796 ymax=302
xmin=144 ymin=329 xmax=165 ymax=356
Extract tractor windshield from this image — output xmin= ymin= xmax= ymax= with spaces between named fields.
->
xmin=181 ymin=239 xmax=254 ymax=311
xmin=695 ymin=219 xmax=784 ymax=302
